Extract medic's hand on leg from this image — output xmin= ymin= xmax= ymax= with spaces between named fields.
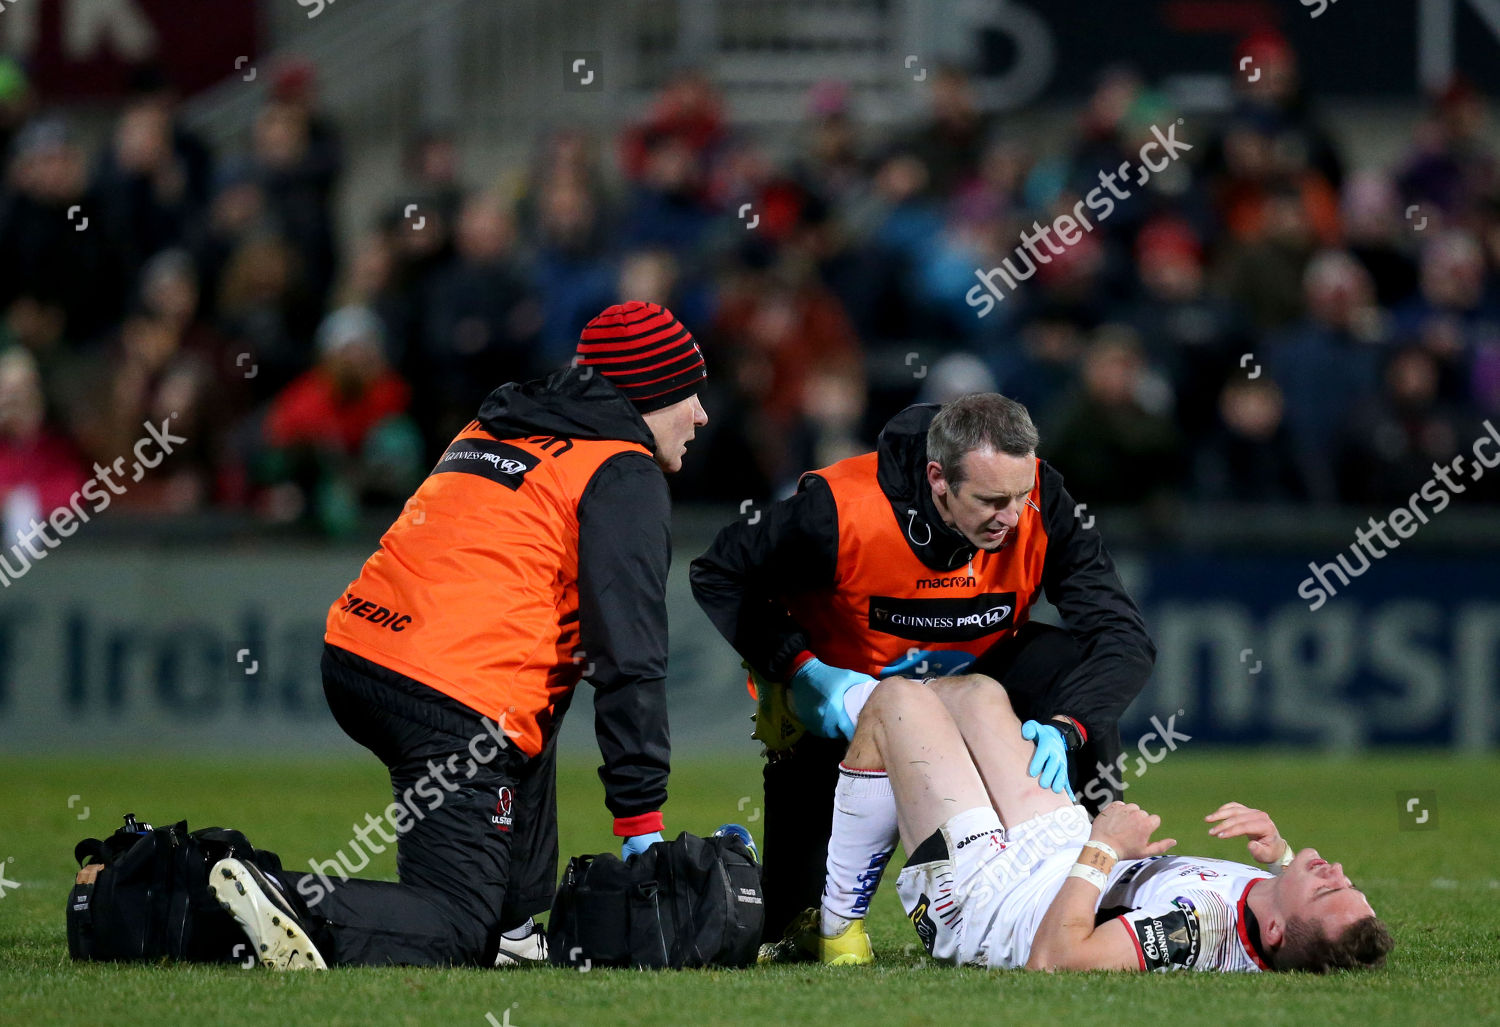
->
xmin=787 ymin=654 xmax=874 ymax=741
xmin=1021 ymin=720 xmax=1076 ymax=799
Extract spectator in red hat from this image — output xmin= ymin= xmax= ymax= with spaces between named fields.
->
xmin=251 ymin=60 xmax=344 ymax=307
xmin=1216 ymin=29 xmax=1345 ymax=193
xmin=619 ymin=67 xmax=726 ymax=190
xmin=1123 ymin=216 xmax=1249 ymax=438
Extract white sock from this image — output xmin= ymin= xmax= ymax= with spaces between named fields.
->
xmin=842 ymin=678 xmax=880 ymax=726
xmin=821 ymin=764 xmax=899 ymax=935
xmin=501 ymin=918 xmax=535 ymax=940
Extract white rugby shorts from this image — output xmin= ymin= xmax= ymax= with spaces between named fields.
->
xmin=896 ymin=803 xmax=1092 ymax=967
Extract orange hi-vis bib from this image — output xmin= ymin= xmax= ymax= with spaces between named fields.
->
xmin=325 ymin=421 xmax=651 ymax=757
xmin=782 ymin=452 xmax=1049 ymax=676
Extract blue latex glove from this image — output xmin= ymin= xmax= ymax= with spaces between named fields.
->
xmin=789 ymin=657 xmax=873 ymax=740
xmin=621 ymin=831 xmax=663 ymax=859
xmin=879 ymin=649 xmax=977 ymax=678
xmin=1022 ymin=721 xmax=1075 ymax=799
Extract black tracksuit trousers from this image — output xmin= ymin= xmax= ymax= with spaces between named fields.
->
xmin=270 ymin=645 xmax=559 ymax=966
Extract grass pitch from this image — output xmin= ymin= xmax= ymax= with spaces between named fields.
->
xmin=1 ymin=749 xmax=1497 ymax=1026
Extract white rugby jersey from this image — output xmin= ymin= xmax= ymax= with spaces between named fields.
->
xmin=1096 ymin=855 xmax=1275 ymax=972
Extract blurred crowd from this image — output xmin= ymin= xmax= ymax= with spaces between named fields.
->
xmin=2 ymin=28 xmax=1499 ymax=535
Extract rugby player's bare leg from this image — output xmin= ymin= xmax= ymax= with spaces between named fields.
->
xmin=926 ymin=673 xmax=1073 ymax=830
xmin=843 ymin=676 xmax=995 ymax=854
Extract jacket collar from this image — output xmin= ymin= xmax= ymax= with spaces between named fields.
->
xmin=874 ymin=404 xmax=977 ymax=572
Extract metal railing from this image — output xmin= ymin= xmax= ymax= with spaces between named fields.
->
xmin=183 ymin=0 xmax=928 ymax=155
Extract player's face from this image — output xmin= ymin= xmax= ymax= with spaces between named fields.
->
xmin=928 ymin=448 xmax=1036 ymax=551
xmin=1280 ymin=847 xmax=1375 ymax=932
xmin=641 ymin=393 xmax=708 ymax=473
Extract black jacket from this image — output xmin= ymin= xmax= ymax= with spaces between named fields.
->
xmin=477 ymin=368 xmax=672 ymax=822
xmin=689 ymin=403 xmax=1154 ymax=742
xmin=332 ymin=369 xmax=671 ymax=824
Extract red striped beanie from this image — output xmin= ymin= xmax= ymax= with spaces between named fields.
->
xmin=576 ymin=301 xmax=707 ymax=412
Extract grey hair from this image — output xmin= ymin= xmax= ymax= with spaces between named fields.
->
xmin=926 ymin=393 xmax=1039 ymax=487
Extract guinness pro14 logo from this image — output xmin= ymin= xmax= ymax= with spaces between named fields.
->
xmin=867 ymin=593 xmax=1018 ymax=642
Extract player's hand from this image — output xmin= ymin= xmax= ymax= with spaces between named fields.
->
xmin=621 ymin=831 xmax=663 ymax=860
xmin=1090 ymin=801 xmax=1176 ymax=861
xmin=789 ymin=657 xmax=872 ymax=740
xmin=1021 ymin=721 xmax=1075 ymax=799
xmin=1205 ymin=802 xmax=1286 ymax=865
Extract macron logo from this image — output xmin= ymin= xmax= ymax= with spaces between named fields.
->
xmin=916 ymin=575 xmax=976 ymax=589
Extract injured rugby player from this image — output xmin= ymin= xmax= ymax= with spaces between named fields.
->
xmin=763 ymin=673 xmax=1392 ymax=973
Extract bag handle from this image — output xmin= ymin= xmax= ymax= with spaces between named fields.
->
xmin=73 ymin=838 xmax=108 ymax=868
